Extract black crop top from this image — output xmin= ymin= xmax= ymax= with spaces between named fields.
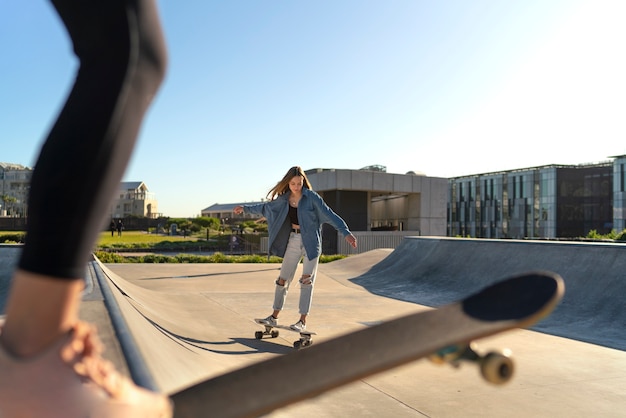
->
xmin=288 ymin=205 xmax=299 ymax=225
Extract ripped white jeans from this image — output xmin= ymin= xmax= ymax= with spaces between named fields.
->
xmin=273 ymin=232 xmax=319 ymax=315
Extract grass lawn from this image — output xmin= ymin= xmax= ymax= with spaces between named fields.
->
xmin=3 ymin=230 xmax=347 ymax=263
xmin=97 ymin=231 xmax=199 ymax=247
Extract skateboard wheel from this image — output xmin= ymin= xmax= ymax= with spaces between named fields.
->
xmin=293 ymin=340 xmax=302 ymax=349
xmin=480 ymin=351 xmax=514 ymax=385
xmin=255 ymin=331 xmax=263 ymax=340
xmin=271 ymin=330 xmax=279 ymax=338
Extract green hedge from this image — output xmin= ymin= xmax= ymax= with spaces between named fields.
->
xmin=94 ymin=251 xmax=346 ymax=264
xmin=0 ymin=233 xmax=25 ymax=243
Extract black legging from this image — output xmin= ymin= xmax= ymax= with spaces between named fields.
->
xmin=19 ymin=0 xmax=167 ymax=279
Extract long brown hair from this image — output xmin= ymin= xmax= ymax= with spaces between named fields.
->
xmin=267 ymin=166 xmax=312 ymax=200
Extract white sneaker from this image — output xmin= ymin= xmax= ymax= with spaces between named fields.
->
xmin=290 ymin=320 xmax=306 ymax=332
xmin=260 ymin=315 xmax=278 ymax=327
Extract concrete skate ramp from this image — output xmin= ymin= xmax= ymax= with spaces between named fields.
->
xmin=352 ymin=237 xmax=626 ymax=350
xmin=95 ymin=249 xmax=399 ymax=394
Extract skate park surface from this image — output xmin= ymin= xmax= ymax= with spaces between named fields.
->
xmin=2 ymin=237 xmax=626 ymax=416
xmin=99 ymin=237 xmax=625 ymax=417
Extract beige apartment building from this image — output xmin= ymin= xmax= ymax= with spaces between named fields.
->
xmin=1 ymin=162 xmax=159 ymax=220
xmin=111 ymin=181 xmax=160 ymax=219
xmin=0 ymin=163 xmax=33 ymax=217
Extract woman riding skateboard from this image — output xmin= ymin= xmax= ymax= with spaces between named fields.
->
xmin=235 ymin=166 xmax=357 ymax=332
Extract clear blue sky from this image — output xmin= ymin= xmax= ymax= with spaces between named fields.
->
xmin=1 ymin=1 xmax=625 ymax=217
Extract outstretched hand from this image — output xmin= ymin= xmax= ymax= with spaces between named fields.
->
xmin=345 ymin=234 xmax=357 ymax=248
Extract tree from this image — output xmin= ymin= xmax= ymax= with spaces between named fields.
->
xmin=1 ymin=195 xmax=17 ymax=216
xmin=192 ymin=216 xmax=220 ymax=230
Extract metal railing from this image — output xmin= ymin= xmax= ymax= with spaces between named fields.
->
xmin=337 ymin=231 xmax=420 ymax=254
xmin=260 ymin=231 xmax=420 ymax=255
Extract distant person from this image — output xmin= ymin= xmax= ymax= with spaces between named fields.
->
xmin=234 ymin=166 xmax=357 ymax=332
xmin=0 ymin=0 xmax=172 ymax=416
xmin=110 ymin=220 xmax=116 ymax=237
xmin=117 ymin=219 xmax=124 ymax=237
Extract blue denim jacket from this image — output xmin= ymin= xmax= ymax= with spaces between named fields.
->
xmin=242 ymin=188 xmax=351 ymax=260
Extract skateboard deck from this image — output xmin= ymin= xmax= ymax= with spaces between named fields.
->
xmin=253 ymin=318 xmax=317 ymax=349
xmin=171 ymin=271 xmax=564 ymax=418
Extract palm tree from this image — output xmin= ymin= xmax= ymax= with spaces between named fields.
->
xmin=1 ymin=194 xmax=17 ymax=216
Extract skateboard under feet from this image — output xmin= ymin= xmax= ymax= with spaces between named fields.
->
xmin=254 ymin=319 xmax=316 ymax=349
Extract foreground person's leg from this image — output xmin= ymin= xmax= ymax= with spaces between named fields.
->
xmin=0 ymin=0 xmax=171 ymax=415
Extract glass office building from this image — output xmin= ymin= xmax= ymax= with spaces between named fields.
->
xmin=612 ymin=155 xmax=626 ymax=232
xmin=448 ymin=162 xmax=613 ymax=239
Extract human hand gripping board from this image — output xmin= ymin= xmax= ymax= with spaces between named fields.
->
xmin=171 ymin=271 xmax=565 ymax=418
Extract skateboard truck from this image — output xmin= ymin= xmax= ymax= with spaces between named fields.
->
xmin=255 ymin=325 xmax=279 ymax=339
xmin=292 ymin=334 xmax=313 ymax=349
xmin=428 ymin=342 xmax=514 ymax=385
